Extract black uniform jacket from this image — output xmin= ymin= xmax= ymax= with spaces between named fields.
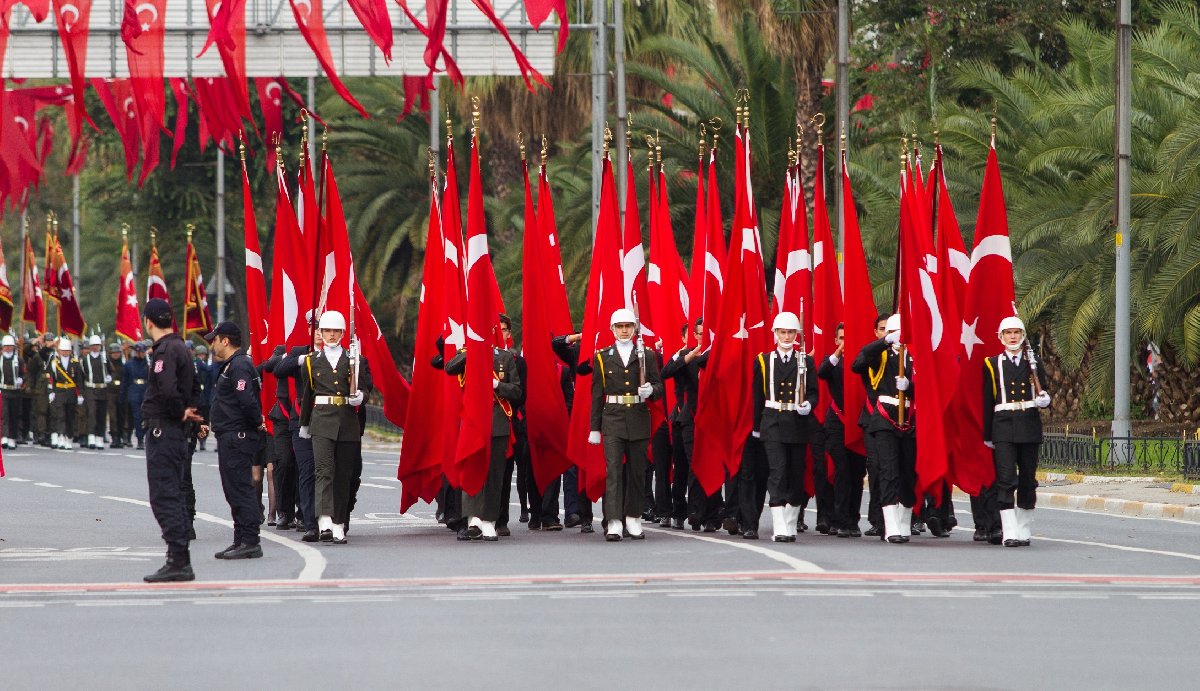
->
xmin=445 ymin=347 xmax=522 ymax=437
xmin=752 ymin=350 xmax=818 ymax=444
xmin=209 ymin=349 xmax=263 ymax=434
xmin=851 ymin=338 xmax=914 ymax=435
xmin=983 ymin=352 xmax=1046 ymax=444
xmin=659 ymin=347 xmax=709 ymax=425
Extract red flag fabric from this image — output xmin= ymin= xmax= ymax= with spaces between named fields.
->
xmin=191 ymin=77 xmax=244 ymax=152
xmin=316 ymin=154 xmax=355 ymax=328
xmin=399 ymin=179 xmax=448 ymax=511
xmin=354 ymin=280 xmax=410 ymax=424
xmin=240 ymin=150 xmax=275 ymax=429
xmin=347 ymin=0 xmax=393 ymax=61
xmin=199 ymin=0 xmax=254 ymax=134
xmin=146 ymin=240 xmax=170 ymax=304
xmin=692 ymin=124 xmax=771 ymax=494
xmin=956 ymin=144 xmax=1017 ymax=490
xmin=120 ymin=0 xmax=168 ymax=186
xmin=840 ymin=152 xmax=876 ymax=456
xmin=42 ymin=233 xmax=59 ymax=302
xmin=523 ymin=0 xmax=568 ymax=53
xmin=700 ymin=151 xmax=726 ymax=348
xmin=91 ymin=78 xmax=141 ymax=181
xmin=115 ymin=241 xmax=142 ymax=341
xmin=621 ymin=156 xmax=653 ymax=345
xmin=183 ymin=240 xmax=214 ymax=336
xmin=399 ymin=75 xmax=431 ymax=120
xmin=648 ymin=162 xmax=689 ymax=362
xmin=289 ymin=0 xmax=369 ymax=117
xmin=453 ymin=130 xmax=500 ymax=496
xmin=811 ymin=142 xmax=842 ymax=424
xmin=773 ymin=163 xmax=813 ymax=341
xmin=685 ymin=157 xmax=706 ymax=347
xmin=21 ymin=235 xmax=45 ymax=332
xmin=536 ymin=156 xmax=571 ymax=334
xmin=468 ymin=0 xmax=548 ymax=91
xmin=254 ymin=78 xmax=285 ymax=170
xmin=46 ymin=236 xmax=86 ymax=336
xmin=438 ymin=140 xmax=468 ymax=486
xmin=0 ymin=235 xmax=12 ymax=332
xmin=395 ymin=0 xmax=464 ymax=87
xmin=521 ymin=157 xmax=571 ymax=493
xmin=268 ymin=165 xmax=313 ymax=349
xmin=168 ymin=78 xmax=190 ymax=169
xmin=53 ymin=0 xmax=96 ymax=157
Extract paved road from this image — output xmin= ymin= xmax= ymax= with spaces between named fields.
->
xmin=2 ymin=445 xmax=1198 ymax=689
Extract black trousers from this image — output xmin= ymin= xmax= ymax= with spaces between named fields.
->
xmin=217 ymin=431 xmax=262 ymax=546
xmin=826 ymin=418 xmax=867 ymax=531
xmin=971 ymin=485 xmax=999 ymax=533
xmin=272 ymin=421 xmax=298 ymax=522
xmin=687 ymin=458 xmax=725 ymax=528
xmin=439 ymin=477 xmax=462 ymax=524
xmin=145 ymin=422 xmax=190 ymax=554
xmin=870 ymin=429 xmax=917 ymax=507
xmin=811 ymin=426 xmax=835 ymax=527
xmin=292 ymin=429 xmax=316 ymax=530
xmin=649 ymin=423 xmax=671 ymax=516
xmin=920 ymin=481 xmax=954 ymax=523
xmin=84 ymin=389 xmax=107 ymax=437
xmin=658 ymin=421 xmax=692 ymax=519
xmin=108 ymin=394 xmax=127 ymax=443
xmin=736 ymin=435 xmax=769 ymax=531
xmin=601 ymin=435 xmax=648 ymax=521
xmin=993 ymin=441 xmax=1040 ymax=510
xmin=562 ymin=466 xmax=593 ymax=521
xmin=312 ymin=436 xmax=358 ymax=524
xmin=2 ymin=391 xmax=20 ymax=439
xmin=346 ymin=443 xmax=364 ymax=518
xmin=462 ymin=436 xmax=510 ymax=522
xmin=499 ymin=454 xmax=518 ymax=527
xmin=763 ymin=440 xmax=808 ymax=507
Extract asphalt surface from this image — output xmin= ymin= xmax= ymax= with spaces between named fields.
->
xmin=2 ymin=444 xmax=1199 ymax=690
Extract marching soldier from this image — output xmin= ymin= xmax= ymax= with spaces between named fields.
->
xmin=107 ymin=343 xmax=128 ymax=448
xmin=123 ymin=343 xmax=150 ymax=449
xmin=851 ymin=314 xmax=917 ymax=544
xmin=444 ymin=324 xmax=522 ymax=542
xmin=551 ymin=332 xmax=595 ymax=533
xmin=48 ymin=337 xmax=84 ymax=450
xmin=80 ymin=335 xmax=113 ymax=449
xmin=984 ymin=316 xmax=1051 ymax=547
xmin=0 ymin=335 xmax=25 ymax=449
xmin=263 ymin=345 xmax=301 ymax=530
xmin=659 ymin=320 xmax=707 ymax=530
xmin=276 ymin=342 xmax=320 ymax=541
xmin=817 ymin=323 xmax=866 ymax=537
xmin=588 ymin=308 xmax=664 ymax=542
xmin=27 ymin=334 xmax=52 ymax=447
xmin=752 ymin=312 xmax=819 ymax=542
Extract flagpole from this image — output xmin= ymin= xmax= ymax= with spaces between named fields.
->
xmin=184 ymin=225 xmax=194 ymax=339
xmin=19 ymin=206 xmax=27 ymax=338
xmin=307 ymin=116 xmax=330 ymax=351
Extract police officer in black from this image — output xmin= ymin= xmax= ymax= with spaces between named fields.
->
xmin=141 ymin=298 xmax=201 ymax=582
xmin=205 ymin=322 xmax=266 ymax=560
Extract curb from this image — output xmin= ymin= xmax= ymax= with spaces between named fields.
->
xmin=1036 ymin=471 xmax=1162 ymax=484
xmin=952 ymin=488 xmax=1200 ymax=523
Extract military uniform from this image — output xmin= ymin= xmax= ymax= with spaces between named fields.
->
xmin=263 ymin=346 xmax=300 ymax=529
xmin=80 ymin=348 xmax=113 ymax=448
xmin=0 ymin=347 xmax=26 ymax=447
xmin=752 ymin=349 xmax=819 ymax=541
xmin=26 ymin=342 xmax=51 ymax=446
xmin=589 ymin=341 xmax=664 ymax=532
xmin=660 ymin=348 xmax=710 ymax=529
xmin=123 ymin=352 xmax=150 ymax=448
xmin=817 ymin=353 xmax=866 ymax=537
xmin=48 ymin=351 xmax=84 ymax=449
xmin=275 ymin=346 xmax=318 ymax=538
xmin=107 ymin=347 xmax=128 ymax=448
xmin=984 ymin=350 xmax=1047 ymax=546
xmin=551 ymin=335 xmax=593 ymax=531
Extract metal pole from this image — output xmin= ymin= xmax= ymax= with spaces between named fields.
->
xmin=590 ymin=0 xmax=607 ymax=239
xmin=216 ymin=147 xmax=227 ymax=322
xmin=835 ymin=0 xmax=849 ymax=282
xmin=20 ymin=207 xmax=27 ymax=335
xmin=430 ymin=78 xmax=441 ymax=180
xmin=1112 ymin=0 xmax=1132 ymax=451
xmin=307 ymin=77 xmax=317 ymax=162
xmin=614 ymin=0 xmax=627 ymax=219
xmin=72 ymin=175 xmax=80 ymax=279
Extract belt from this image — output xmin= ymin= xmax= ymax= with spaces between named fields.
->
xmin=133 ymin=379 xmax=147 ymax=385
xmin=84 ymin=382 xmax=106 ymax=389
xmin=995 ymin=401 xmax=1037 ymax=412
xmin=764 ymin=400 xmax=799 ymax=411
xmin=605 ymin=395 xmax=641 ymax=405
xmin=143 ymin=417 xmax=183 ymax=429
xmin=112 ymin=380 xmax=121 ymax=386
xmin=54 ymin=383 xmax=76 ymax=389
xmin=878 ymin=395 xmax=910 ymax=408
xmin=315 ymin=395 xmax=348 ymax=406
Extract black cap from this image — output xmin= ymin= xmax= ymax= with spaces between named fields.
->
xmin=143 ymin=298 xmax=173 ymax=325
xmin=204 ymin=321 xmax=242 ymax=342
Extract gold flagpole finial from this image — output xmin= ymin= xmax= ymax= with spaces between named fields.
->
xmin=322 ymin=125 xmax=329 ymax=153
xmin=518 ymin=132 xmax=526 ymax=162
xmin=186 ymin=224 xmax=195 ymax=242
xmin=274 ymin=133 xmax=283 ymax=171
xmin=150 ymin=227 xmax=158 ymax=246
xmin=990 ymin=114 xmax=998 ymax=146
xmin=698 ymin=122 xmax=707 ymax=160
xmin=810 ymin=113 xmax=825 ymax=143
xmin=427 ymin=147 xmax=436 ymax=179
xmin=933 ymin=129 xmax=940 ymax=147
xmin=122 ymin=223 xmax=129 ymax=242
xmin=470 ymin=96 xmax=481 ymax=139
xmin=446 ymin=107 xmax=454 ymax=146
xmin=239 ymin=139 xmax=246 ymax=163
xmin=655 ymin=130 xmax=662 ymax=167
xmin=625 ymin=113 xmax=633 ymax=153
xmin=603 ymin=122 xmax=612 ymax=157
xmin=840 ymin=130 xmax=847 ymax=153
xmin=709 ymin=117 xmax=722 ymax=154
xmin=645 ymin=135 xmax=654 ymax=172
xmin=540 ymin=134 xmax=549 ymax=167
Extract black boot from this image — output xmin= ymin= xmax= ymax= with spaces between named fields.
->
xmin=144 ymin=550 xmax=195 ymax=583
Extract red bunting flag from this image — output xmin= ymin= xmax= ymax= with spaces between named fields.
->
xmin=115 ymin=239 xmax=142 ymax=342
xmin=91 ymin=78 xmax=141 ymax=181
xmin=168 ymin=78 xmax=190 ymax=169
xmin=524 ymin=0 xmax=569 ymax=53
xmin=289 ymin=0 xmax=369 ymax=117
xmin=0 ymin=235 xmax=13 ymax=332
xmin=53 ymin=0 xmax=96 ymax=158
xmin=347 ymin=0 xmax=393 ymax=61
xmin=199 ymin=0 xmax=253 ymax=129
xmin=254 ymin=78 xmax=285 ymax=170
xmin=120 ymin=0 xmax=168 ymax=186
xmin=22 ymin=235 xmax=45 ymax=333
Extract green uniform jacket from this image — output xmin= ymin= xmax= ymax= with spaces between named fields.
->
xmin=589 ymin=343 xmax=664 ymax=441
xmin=444 ymin=347 xmax=522 ymax=437
xmin=299 ymin=349 xmax=368 ymax=442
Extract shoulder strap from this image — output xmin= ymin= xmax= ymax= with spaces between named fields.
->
xmin=595 ymin=351 xmax=606 ymax=388
xmin=868 ymin=349 xmax=887 ymax=390
xmin=983 ymin=355 xmax=998 ymax=399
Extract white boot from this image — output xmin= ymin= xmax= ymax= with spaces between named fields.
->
xmin=606 ymin=519 xmax=623 ymax=540
xmin=883 ymin=504 xmax=903 ymax=542
xmin=625 ymin=516 xmax=644 ymax=538
xmin=94 ymin=435 xmax=105 ymax=449
xmin=2 ymin=437 xmax=9 ymax=449
xmin=784 ymin=505 xmax=800 ymax=537
xmin=468 ymin=516 xmax=482 ymax=529
xmin=771 ymin=506 xmax=789 ymax=542
xmin=480 ymin=520 xmax=497 ymax=540
xmin=1000 ymin=509 xmax=1020 ymax=546
xmin=899 ymin=506 xmax=913 ymax=538
xmin=50 ymin=433 xmax=60 ymax=449
xmin=318 ymin=515 xmax=334 ymax=533
xmin=330 ymin=523 xmax=346 ymax=542
xmin=1015 ymin=508 xmax=1033 ymax=545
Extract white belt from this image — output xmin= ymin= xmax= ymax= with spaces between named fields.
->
xmin=83 ymin=382 xmax=107 ymax=389
xmin=315 ymin=395 xmax=348 ymax=406
xmin=0 ymin=384 xmax=20 ymax=391
xmin=878 ymin=395 xmax=909 ymax=407
xmin=994 ymin=401 xmax=1037 ymax=412
xmin=764 ymin=400 xmax=799 ymax=411
xmin=606 ymin=395 xmax=641 ymax=405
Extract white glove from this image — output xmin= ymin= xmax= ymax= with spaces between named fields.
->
xmin=15 ymin=377 xmax=22 ymax=387
xmin=796 ymin=401 xmax=812 ymax=416
xmin=48 ymin=392 xmax=55 ymax=403
xmin=587 ymin=431 xmax=601 ymax=445
xmin=637 ymin=382 xmax=654 ymax=399
xmin=885 ymin=331 xmax=900 ymax=345
xmin=828 ymin=355 xmax=840 ymax=367
xmin=752 ymin=431 xmax=761 ymax=439
xmin=984 ymin=441 xmax=995 ymax=450
xmin=299 ymin=426 xmax=311 ymax=439
xmin=77 ymin=396 xmax=85 ymax=406
xmin=348 ymin=390 xmax=365 ymax=406
xmin=895 ymin=376 xmax=910 ymax=392
xmin=104 ymin=375 xmax=113 ymax=384
xmin=1035 ymin=391 xmax=1051 ymax=409
xmin=492 ymin=378 xmax=500 ymax=390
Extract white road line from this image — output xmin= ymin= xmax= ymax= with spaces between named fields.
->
xmin=360 ymin=483 xmax=395 ymax=490
xmin=101 ymin=496 xmax=151 ymax=507
xmin=192 ymin=511 xmax=326 ymax=581
xmin=647 ymin=527 xmax=825 ymax=574
xmin=124 ymin=454 xmax=143 ymax=459
xmin=66 ymin=489 xmax=93 ymax=495
xmin=1035 ymin=536 xmax=1200 ymax=563
xmin=35 ymin=482 xmax=62 ymax=488
xmin=368 ymin=476 xmax=399 ymax=482
xmin=6 ymin=477 xmax=29 ymax=482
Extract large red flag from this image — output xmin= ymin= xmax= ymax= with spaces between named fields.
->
xmin=53 ymin=0 xmax=96 ymax=157
xmin=120 ymin=0 xmax=167 ymax=186
xmin=354 ymin=281 xmax=410 ymax=424
xmin=536 ymin=155 xmax=572 ymax=334
xmin=0 ymin=235 xmax=12 ymax=332
xmin=267 ymin=165 xmax=312 ymax=350
xmin=240 ymin=150 xmax=274 ymax=430
xmin=115 ymin=240 xmax=142 ymax=342
xmin=648 ymin=161 xmax=689 ymax=362
xmin=183 ymin=238 xmax=214 ymax=337
xmin=621 ymin=155 xmax=653 ymax=345
xmin=453 ymin=129 xmax=500 ymax=496
xmin=956 ymin=144 xmax=1017 ymax=488
xmin=254 ymin=78 xmax=285 ymax=170
xmin=840 ymin=151 xmax=877 ymax=456
xmin=91 ymin=78 xmax=141 ymax=181
xmin=700 ymin=151 xmax=727 ymax=348
xmin=146 ymin=238 xmax=171 ymax=304
xmin=289 ymin=0 xmax=369 ymax=117
xmin=199 ymin=0 xmax=253 ymax=129
xmin=520 ymin=155 xmax=571 ymax=493
xmin=811 ymin=141 xmax=842 ymax=424
xmin=21 ymin=235 xmax=45 ymax=333
xmin=46 ymin=236 xmax=85 ymax=336
xmin=685 ymin=156 xmax=707 ymax=347
xmin=315 ymin=154 xmax=354 ymax=327
xmin=439 ymin=140 xmax=467 ymax=486
xmin=773 ymin=162 xmax=813 ymax=340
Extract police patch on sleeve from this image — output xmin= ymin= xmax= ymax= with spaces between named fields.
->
xmin=154 ymin=360 xmax=164 ymax=373
xmin=236 ymin=379 xmax=247 ymax=391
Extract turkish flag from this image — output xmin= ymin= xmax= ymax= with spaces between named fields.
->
xmin=168 ymin=78 xmax=190 ymax=169
xmin=811 ymin=143 xmax=842 ymax=425
xmin=254 ymin=78 xmax=285 ymax=171
xmin=346 ymin=0 xmax=393 ymax=61
xmin=621 ymin=156 xmax=653 ymax=344
xmin=191 ymin=77 xmax=244 ymax=152
xmin=268 ymin=166 xmax=313 ymax=350
xmin=199 ymin=0 xmax=252 ymax=128
xmin=120 ymin=0 xmax=168 ymax=186
xmin=685 ymin=159 xmax=707 ymax=348
xmin=53 ymin=0 xmax=97 ymax=158
xmin=315 ymin=155 xmax=355 ymax=328
xmin=956 ymin=145 xmax=1017 ymax=489
xmin=567 ymin=155 xmax=623 ymax=501
xmin=47 ymin=236 xmax=86 ymax=336
xmin=0 ymin=235 xmax=13 ymax=332
xmin=183 ymin=240 xmax=214 ymax=337
xmin=354 ymin=280 xmax=410 ymax=424
xmin=468 ymin=0 xmax=547 ymax=92
xmin=240 ymin=152 xmax=274 ymax=430
xmin=394 ymin=0 xmax=463 ymax=87
xmin=536 ymin=156 xmax=571 ymax=335
xmin=289 ymin=0 xmax=369 ymax=117
xmin=692 ymin=125 xmax=771 ymax=494
xmin=146 ymin=240 xmax=170 ymax=303
xmin=21 ymin=235 xmax=45 ymax=333
xmin=115 ymin=240 xmax=142 ymax=342
xmin=523 ymin=0 xmax=568 ymax=53
xmin=519 ymin=158 xmax=572 ymax=493
xmin=91 ymin=78 xmax=141 ymax=181
xmin=648 ymin=162 xmax=689 ymax=363
xmin=840 ymin=151 xmax=877 ymax=456
xmin=773 ymin=163 xmax=813 ymax=341
xmin=438 ymin=140 xmax=467 ymax=486
xmin=452 ymin=131 xmax=500 ymax=496
xmin=0 ymin=88 xmax=43 ymax=207
xmin=701 ymin=151 xmax=727 ymax=349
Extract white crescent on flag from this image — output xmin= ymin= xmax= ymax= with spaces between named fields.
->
xmin=919 ymin=254 xmax=943 ymax=350
xmin=136 ymin=3 xmax=159 ymax=26
xmin=465 ymin=235 xmax=489 ymax=277
xmin=265 ymin=81 xmax=282 ymax=105
xmin=969 ymin=234 xmax=1013 ymax=272
xmin=282 ymin=272 xmax=298 ymax=340
xmin=948 ymin=247 xmax=970 ymax=282
xmin=293 ymin=0 xmax=313 ymax=21
xmin=60 ymin=4 xmax=81 ymax=30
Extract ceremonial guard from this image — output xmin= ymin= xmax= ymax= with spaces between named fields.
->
xmin=817 ymin=323 xmax=865 ymax=537
xmin=80 ymin=335 xmax=113 ymax=449
xmin=206 ymin=322 xmax=266 ymax=560
xmin=1 ymin=335 xmax=26 ymax=449
xmin=28 ymin=334 xmax=52 ymax=447
xmin=263 ymin=345 xmax=301 ymax=530
xmin=107 ymin=343 xmax=128 ymax=448
xmin=852 ymin=314 xmax=917 ymax=544
xmin=299 ymin=311 xmax=371 ymax=544
xmin=551 ymin=332 xmax=595 ymax=533
xmin=752 ymin=312 xmax=819 ymax=542
xmin=140 ymin=298 xmax=201 ymax=582
xmin=659 ymin=321 xmax=707 ymax=530
xmin=588 ymin=308 xmax=664 ymax=542
xmin=123 ymin=343 xmax=150 ymax=449
xmin=445 ymin=326 xmax=522 ymax=542
xmin=48 ymin=336 xmax=84 ymax=450
xmin=276 ymin=343 xmax=319 ymax=541
xmin=984 ymin=316 xmax=1051 ymax=547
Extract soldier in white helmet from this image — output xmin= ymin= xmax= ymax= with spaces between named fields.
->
xmin=983 ymin=316 xmax=1051 ymax=547
xmin=48 ymin=337 xmax=84 ymax=450
xmin=80 ymin=334 xmax=113 ymax=449
xmin=0 ymin=335 xmax=25 ymax=449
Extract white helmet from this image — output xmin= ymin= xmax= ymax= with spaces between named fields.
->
xmin=997 ymin=316 xmax=1026 ymax=337
xmin=772 ymin=312 xmax=801 ymax=331
xmin=610 ymin=308 xmax=637 ymax=327
xmin=885 ymin=314 xmax=901 ymax=332
xmin=1 ymin=335 xmax=14 ymax=347
xmin=318 ymin=311 xmax=347 ymax=330
xmin=57 ymin=337 xmax=73 ymax=351
xmin=88 ymin=335 xmax=103 ymax=347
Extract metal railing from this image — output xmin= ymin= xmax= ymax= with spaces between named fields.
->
xmin=364 ymin=405 xmax=403 ymax=437
xmin=1041 ymin=431 xmax=1200 ymax=479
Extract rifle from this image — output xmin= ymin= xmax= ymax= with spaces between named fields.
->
xmin=631 ymin=294 xmax=647 ymax=388
xmin=797 ymin=298 xmax=807 ymax=404
xmin=1025 ymin=335 xmax=1043 ymax=395
xmin=896 ymin=343 xmax=908 ymax=427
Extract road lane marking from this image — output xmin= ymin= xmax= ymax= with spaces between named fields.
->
xmin=646 ymin=526 xmax=825 ymax=573
xmin=1034 ymin=536 xmax=1200 ymax=563
xmin=66 ymin=489 xmax=93 ymax=495
xmin=6 ymin=477 xmax=29 ymax=482
xmin=368 ymin=477 xmax=399 ymax=482
xmin=360 ymin=483 xmax=395 ymax=490
xmin=34 ymin=482 xmax=62 ymax=488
